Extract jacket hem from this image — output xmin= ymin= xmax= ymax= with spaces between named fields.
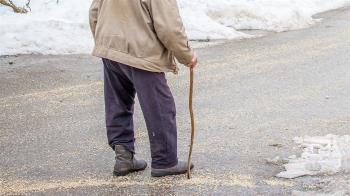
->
xmin=92 ymin=47 xmax=178 ymax=74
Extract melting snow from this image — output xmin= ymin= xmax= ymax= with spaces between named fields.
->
xmin=277 ymin=134 xmax=350 ymax=179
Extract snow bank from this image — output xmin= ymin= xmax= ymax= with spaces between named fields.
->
xmin=0 ymin=1 xmax=92 ymax=55
xmin=180 ymin=0 xmax=350 ymax=39
xmin=0 ymin=0 xmax=349 ymax=55
xmin=277 ymin=135 xmax=350 ymax=179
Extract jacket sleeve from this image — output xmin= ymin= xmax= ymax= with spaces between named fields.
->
xmin=149 ymin=0 xmax=194 ymax=65
xmin=89 ymin=0 xmax=100 ymax=39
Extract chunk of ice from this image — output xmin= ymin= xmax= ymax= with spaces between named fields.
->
xmin=277 ymin=135 xmax=350 ymax=179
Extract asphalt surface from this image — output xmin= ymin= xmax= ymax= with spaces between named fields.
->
xmin=1 ymin=7 xmax=350 ymax=196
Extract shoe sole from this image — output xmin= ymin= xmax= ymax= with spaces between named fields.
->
xmin=151 ymin=170 xmax=187 ymax=177
xmin=113 ymin=167 xmax=147 ymax=177
xmin=151 ymin=165 xmax=194 ymax=177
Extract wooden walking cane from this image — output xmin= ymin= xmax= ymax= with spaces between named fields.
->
xmin=187 ymin=67 xmax=195 ymax=179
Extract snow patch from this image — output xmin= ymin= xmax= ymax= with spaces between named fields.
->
xmin=1 ymin=0 xmax=350 ymax=55
xmin=277 ymin=135 xmax=350 ymax=179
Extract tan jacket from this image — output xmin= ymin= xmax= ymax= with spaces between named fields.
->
xmin=89 ymin=0 xmax=194 ymax=73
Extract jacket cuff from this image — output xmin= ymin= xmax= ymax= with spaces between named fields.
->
xmin=178 ymin=47 xmax=194 ymax=66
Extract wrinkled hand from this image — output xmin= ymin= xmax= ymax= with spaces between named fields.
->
xmin=188 ymin=52 xmax=198 ymax=69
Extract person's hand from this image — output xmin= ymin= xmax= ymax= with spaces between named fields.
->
xmin=188 ymin=52 xmax=198 ymax=69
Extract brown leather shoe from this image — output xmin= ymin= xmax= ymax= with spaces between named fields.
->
xmin=113 ymin=145 xmax=147 ymax=176
xmin=151 ymin=161 xmax=194 ymax=177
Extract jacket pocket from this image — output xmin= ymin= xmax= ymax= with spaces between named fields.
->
xmin=170 ymin=51 xmax=177 ymax=66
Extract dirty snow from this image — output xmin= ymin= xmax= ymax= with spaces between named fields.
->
xmin=277 ymin=135 xmax=350 ymax=179
xmin=1 ymin=0 xmax=350 ymax=55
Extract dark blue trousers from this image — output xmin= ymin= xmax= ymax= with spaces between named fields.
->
xmin=103 ymin=59 xmax=178 ymax=169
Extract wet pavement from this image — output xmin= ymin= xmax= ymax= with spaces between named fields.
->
xmin=1 ymin=7 xmax=350 ymax=195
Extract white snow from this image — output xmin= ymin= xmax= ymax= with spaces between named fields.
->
xmin=0 ymin=0 xmax=92 ymax=55
xmin=0 ymin=0 xmax=350 ymax=55
xmin=277 ymin=134 xmax=350 ymax=179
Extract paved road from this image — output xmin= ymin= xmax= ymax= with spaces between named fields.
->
xmin=1 ymin=7 xmax=350 ymax=195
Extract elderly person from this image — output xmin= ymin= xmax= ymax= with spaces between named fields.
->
xmin=89 ymin=0 xmax=198 ymax=177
